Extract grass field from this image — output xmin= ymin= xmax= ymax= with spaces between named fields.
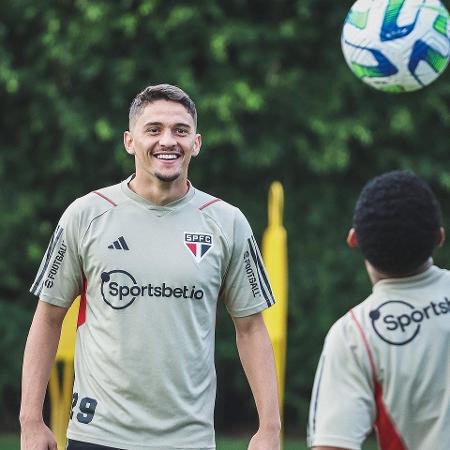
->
xmin=221 ymin=437 xmax=377 ymax=449
xmin=217 ymin=437 xmax=307 ymax=449
xmin=0 ymin=434 xmax=379 ymax=449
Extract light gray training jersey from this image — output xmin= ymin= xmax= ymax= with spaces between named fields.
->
xmin=308 ymin=266 xmax=450 ymax=450
xmin=31 ymin=175 xmax=275 ymax=450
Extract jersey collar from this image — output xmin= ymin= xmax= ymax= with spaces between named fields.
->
xmin=372 ymin=265 xmax=441 ymax=292
xmin=120 ymin=174 xmax=195 ymax=211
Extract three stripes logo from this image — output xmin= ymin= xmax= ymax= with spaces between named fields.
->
xmin=244 ymin=236 xmax=275 ymax=308
xmin=108 ymin=236 xmax=129 ymax=251
xmin=184 ymin=232 xmax=213 ymax=263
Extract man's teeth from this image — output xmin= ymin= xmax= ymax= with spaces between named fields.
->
xmin=156 ymin=154 xmax=178 ymax=160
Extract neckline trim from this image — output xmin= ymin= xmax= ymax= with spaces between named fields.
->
xmin=373 ymin=265 xmax=441 ymax=291
xmin=120 ymin=174 xmax=195 ymax=210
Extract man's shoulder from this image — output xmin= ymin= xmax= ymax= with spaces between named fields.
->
xmin=324 ymin=293 xmax=375 ymax=344
xmin=86 ymin=180 xmax=128 ymax=208
xmin=190 ymin=187 xmax=252 ymax=241
xmin=62 ymin=180 xmax=128 ymax=224
xmin=191 ymin=187 xmax=238 ymax=214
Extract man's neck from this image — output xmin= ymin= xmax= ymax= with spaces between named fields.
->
xmin=128 ymin=173 xmax=189 ymax=205
xmin=365 ymin=258 xmax=433 ymax=286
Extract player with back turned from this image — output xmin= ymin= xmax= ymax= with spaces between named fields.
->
xmin=308 ymin=171 xmax=450 ymax=450
xmin=20 ymin=84 xmax=281 ymax=450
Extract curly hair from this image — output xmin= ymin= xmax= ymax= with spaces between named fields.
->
xmin=129 ymin=84 xmax=197 ymax=130
xmin=353 ymin=170 xmax=442 ymax=275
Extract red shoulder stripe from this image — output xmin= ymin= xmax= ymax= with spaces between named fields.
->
xmin=349 ymin=309 xmax=376 ymax=380
xmin=93 ymin=191 xmax=117 ymax=206
xmin=199 ymin=198 xmax=221 ymax=210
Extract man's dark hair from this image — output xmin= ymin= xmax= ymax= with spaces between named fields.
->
xmin=129 ymin=84 xmax=197 ymax=129
xmin=353 ymin=170 xmax=442 ymax=275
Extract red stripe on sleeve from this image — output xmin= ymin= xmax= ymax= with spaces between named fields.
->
xmin=77 ymin=276 xmax=87 ymax=328
xmin=93 ymin=191 xmax=117 ymax=206
xmin=349 ymin=309 xmax=407 ymax=450
xmin=199 ymin=198 xmax=221 ymax=210
xmin=349 ymin=309 xmax=377 ymax=378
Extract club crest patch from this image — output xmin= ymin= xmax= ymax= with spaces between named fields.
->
xmin=185 ymin=232 xmax=213 ymax=263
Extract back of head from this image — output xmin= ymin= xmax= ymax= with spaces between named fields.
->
xmin=128 ymin=84 xmax=197 ymax=130
xmin=353 ymin=170 xmax=442 ymax=275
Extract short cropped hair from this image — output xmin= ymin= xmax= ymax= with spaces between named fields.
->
xmin=353 ymin=170 xmax=442 ymax=275
xmin=129 ymin=84 xmax=197 ymax=129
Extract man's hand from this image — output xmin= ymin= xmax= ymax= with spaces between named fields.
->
xmin=248 ymin=427 xmax=281 ymax=450
xmin=20 ymin=420 xmax=58 ymax=450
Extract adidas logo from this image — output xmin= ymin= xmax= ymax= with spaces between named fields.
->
xmin=108 ymin=236 xmax=129 ymax=250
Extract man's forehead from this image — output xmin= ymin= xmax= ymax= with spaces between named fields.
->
xmin=137 ymin=100 xmax=194 ymax=127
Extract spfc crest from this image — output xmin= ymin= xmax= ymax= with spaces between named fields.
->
xmin=185 ymin=232 xmax=213 ymax=263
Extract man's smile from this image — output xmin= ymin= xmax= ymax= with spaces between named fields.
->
xmin=153 ymin=152 xmax=182 ymax=160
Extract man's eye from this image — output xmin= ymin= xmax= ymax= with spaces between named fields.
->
xmin=176 ymin=128 xmax=188 ymax=135
xmin=147 ymin=128 xmax=159 ymax=134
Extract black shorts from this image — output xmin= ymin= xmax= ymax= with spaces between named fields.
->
xmin=66 ymin=440 xmax=125 ymax=450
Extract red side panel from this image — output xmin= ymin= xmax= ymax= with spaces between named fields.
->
xmin=77 ymin=276 xmax=87 ymax=328
xmin=349 ymin=309 xmax=407 ymax=450
xmin=374 ymin=381 xmax=408 ymax=450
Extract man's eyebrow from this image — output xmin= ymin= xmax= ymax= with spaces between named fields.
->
xmin=143 ymin=121 xmax=192 ymax=129
xmin=143 ymin=121 xmax=162 ymax=127
xmin=174 ymin=122 xmax=192 ymax=129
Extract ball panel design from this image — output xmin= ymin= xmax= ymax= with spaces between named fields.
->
xmin=341 ymin=0 xmax=450 ymax=92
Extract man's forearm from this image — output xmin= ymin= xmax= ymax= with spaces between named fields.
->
xmin=20 ymin=301 xmax=67 ymax=424
xmin=234 ymin=313 xmax=281 ymax=431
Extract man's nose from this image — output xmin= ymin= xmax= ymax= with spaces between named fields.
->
xmin=159 ymin=129 xmax=177 ymax=147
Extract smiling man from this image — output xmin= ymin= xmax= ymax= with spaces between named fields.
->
xmin=20 ymin=84 xmax=281 ymax=450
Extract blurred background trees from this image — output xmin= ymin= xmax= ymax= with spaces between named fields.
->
xmin=0 ymin=0 xmax=449 ymax=435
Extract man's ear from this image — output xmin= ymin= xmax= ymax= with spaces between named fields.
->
xmin=192 ymin=134 xmax=202 ymax=157
xmin=123 ymin=130 xmax=135 ymax=155
xmin=437 ymin=227 xmax=445 ymax=247
xmin=347 ymin=227 xmax=359 ymax=248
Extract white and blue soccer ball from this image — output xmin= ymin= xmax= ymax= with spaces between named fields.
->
xmin=341 ymin=0 xmax=450 ymax=92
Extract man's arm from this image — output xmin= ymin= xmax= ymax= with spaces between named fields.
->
xmin=307 ymin=316 xmax=375 ymax=450
xmin=20 ymin=300 xmax=68 ymax=450
xmin=232 ymin=312 xmax=281 ymax=450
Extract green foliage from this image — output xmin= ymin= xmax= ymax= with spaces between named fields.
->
xmin=1 ymin=0 xmax=449 ymax=432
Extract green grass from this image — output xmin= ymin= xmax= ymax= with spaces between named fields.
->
xmin=217 ymin=436 xmax=378 ymax=449
xmin=217 ymin=437 xmax=304 ymax=449
xmin=1 ymin=434 xmax=378 ymax=449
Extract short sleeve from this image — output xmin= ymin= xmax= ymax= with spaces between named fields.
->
xmin=30 ymin=199 xmax=84 ymax=308
xmin=221 ymin=209 xmax=275 ymax=317
xmin=307 ymin=316 xmax=376 ymax=450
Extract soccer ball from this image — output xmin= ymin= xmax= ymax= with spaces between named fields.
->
xmin=341 ymin=0 xmax=450 ymax=92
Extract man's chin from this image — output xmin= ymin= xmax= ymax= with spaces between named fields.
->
xmin=155 ymin=172 xmax=180 ymax=183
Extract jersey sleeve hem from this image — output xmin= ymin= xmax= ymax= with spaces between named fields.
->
xmin=32 ymin=292 xmax=73 ymax=309
xmin=227 ymin=299 xmax=273 ymax=317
